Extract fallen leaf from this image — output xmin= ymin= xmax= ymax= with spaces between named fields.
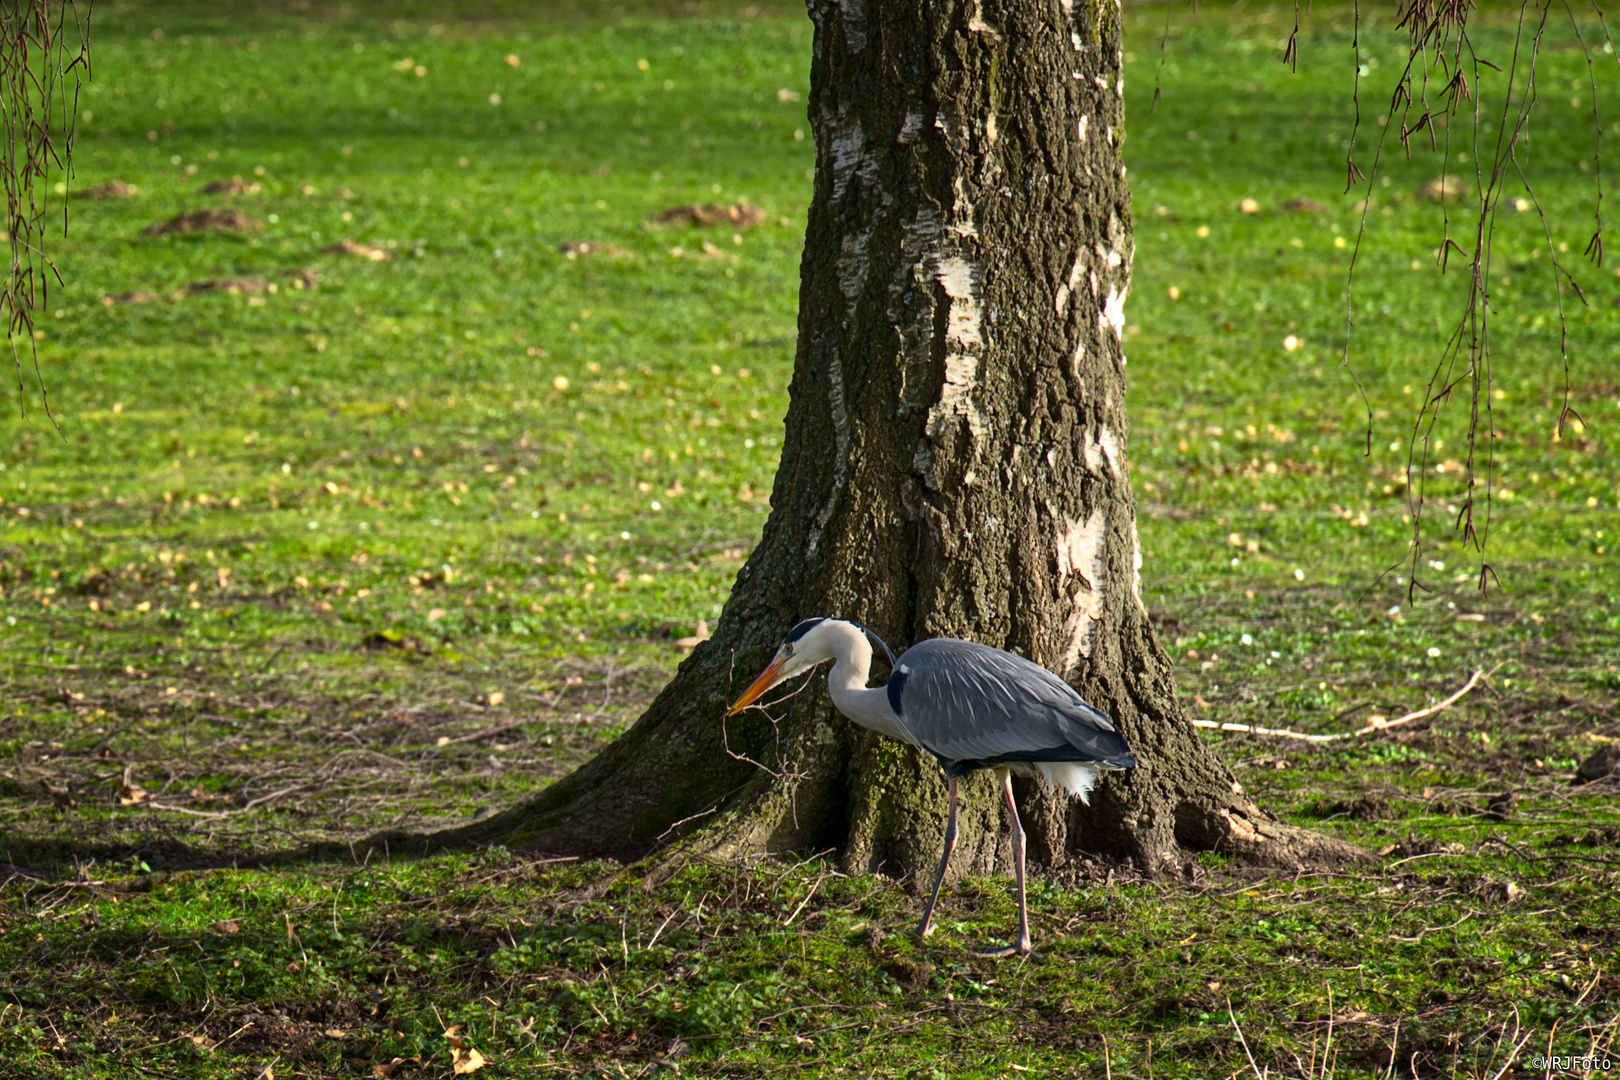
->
xmin=428 ymin=608 xmax=447 ymax=622
xmin=487 ymin=692 xmax=505 ymax=707
xmin=214 ymin=919 xmax=241 ymax=933
xmin=559 ymin=240 xmax=630 ymax=259
xmin=444 ymin=1027 xmax=489 ymax=1075
xmin=101 ymin=291 xmax=161 ymax=306
xmin=323 ymin=238 xmax=390 ymax=261
xmin=119 ymin=765 xmax=149 ymax=806
xmin=372 ymin=1059 xmax=421 ymax=1079
xmin=1418 ymin=176 xmax=1466 ymax=201
xmin=674 ymin=619 xmax=711 ymax=651
xmin=651 ymin=201 xmax=769 ymax=228
xmin=201 ymin=177 xmax=262 ymax=196
xmin=188 ymin=276 xmax=270 ymax=296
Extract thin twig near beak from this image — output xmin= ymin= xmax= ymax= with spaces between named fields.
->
xmin=727 ymin=657 xmax=787 ymax=716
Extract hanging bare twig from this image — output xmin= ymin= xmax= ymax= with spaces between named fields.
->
xmin=1 ymin=1 xmax=91 ymax=421
xmin=1308 ymin=0 xmax=1608 ymax=594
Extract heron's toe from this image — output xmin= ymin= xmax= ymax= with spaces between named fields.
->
xmin=970 ymin=938 xmax=1035 ymax=959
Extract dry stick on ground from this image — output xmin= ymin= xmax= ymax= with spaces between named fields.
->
xmin=1189 ymin=667 xmax=1497 ymax=743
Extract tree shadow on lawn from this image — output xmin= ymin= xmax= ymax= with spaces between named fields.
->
xmin=0 ymin=649 xmax=668 ymax=879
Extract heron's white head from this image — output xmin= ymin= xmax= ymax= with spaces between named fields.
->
xmin=726 ymin=617 xmax=852 ymax=716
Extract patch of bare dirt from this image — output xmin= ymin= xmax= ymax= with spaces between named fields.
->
xmin=143 ymin=208 xmax=261 ymax=235
xmin=650 ymin=201 xmax=770 ymax=228
xmin=80 ymin=180 xmax=139 ymax=199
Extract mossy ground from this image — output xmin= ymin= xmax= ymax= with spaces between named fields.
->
xmin=0 ymin=1 xmax=1615 ymax=1076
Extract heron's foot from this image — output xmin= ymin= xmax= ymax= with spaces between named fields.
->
xmin=970 ymin=936 xmax=1035 ymax=959
xmin=914 ymin=918 xmax=937 ymax=939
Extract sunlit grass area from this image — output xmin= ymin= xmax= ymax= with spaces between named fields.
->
xmin=0 ymin=1 xmax=1615 ymax=1076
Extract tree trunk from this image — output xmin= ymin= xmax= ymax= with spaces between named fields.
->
xmin=380 ymin=0 xmax=1365 ymax=879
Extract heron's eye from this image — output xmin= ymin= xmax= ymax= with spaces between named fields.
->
xmin=783 ymin=644 xmax=794 ymax=657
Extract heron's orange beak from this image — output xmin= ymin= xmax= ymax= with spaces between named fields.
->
xmin=727 ymin=656 xmax=787 ymax=716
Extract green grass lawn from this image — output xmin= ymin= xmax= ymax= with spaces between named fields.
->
xmin=1 ymin=1 xmax=1616 ymax=1076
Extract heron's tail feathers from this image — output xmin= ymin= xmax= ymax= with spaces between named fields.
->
xmin=1032 ymin=752 xmax=1136 ymax=805
xmin=1033 ymin=762 xmax=1103 ymax=803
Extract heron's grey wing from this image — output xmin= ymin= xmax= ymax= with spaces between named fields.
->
xmin=889 ymin=638 xmax=1134 ymax=767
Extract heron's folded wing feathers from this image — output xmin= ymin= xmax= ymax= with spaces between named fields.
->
xmin=892 ymin=639 xmax=1132 ymax=765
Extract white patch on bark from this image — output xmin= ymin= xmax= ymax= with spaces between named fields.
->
xmin=1131 ymin=521 xmax=1146 ymax=612
xmin=929 ymin=257 xmax=987 ymax=441
xmin=898 ymin=109 xmax=924 ymax=144
xmin=1057 ymin=509 xmax=1108 ymax=670
xmin=917 ymin=246 xmax=988 ymax=465
xmin=809 ymin=1 xmax=826 ymax=58
xmin=1101 ymin=282 xmax=1128 ymax=340
xmin=985 ymin=112 xmax=998 ymax=145
xmin=1077 ymin=115 xmax=1088 ymax=143
xmin=967 ymin=0 xmax=994 ymax=34
xmin=1071 ymin=341 xmax=1086 ymax=381
xmin=936 ymin=257 xmax=984 ymax=351
xmin=1082 ymin=431 xmax=1104 ymax=476
xmin=827 ymin=117 xmax=865 ymax=202
xmin=840 ymin=0 xmax=867 ymax=53
xmin=1071 ymin=31 xmax=1083 ymax=50
xmin=806 ymin=356 xmax=852 ymax=556
xmin=1098 ymin=425 xmax=1123 ymax=476
xmin=1060 ymin=253 xmax=1086 ymax=315
xmin=949 ymin=176 xmax=978 ymax=238
xmin=837 ymin=228 xmax=871 ymax=313
xmin=1093 ymin=75 xmax=1110 ymax=91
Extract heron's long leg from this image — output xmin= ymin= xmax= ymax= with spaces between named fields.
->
xmin=974 ymin=768 xmax=1034 ymax=958
xmin=1003 ymin=769 xmax=1032 ymax=955
xmin=916 ymin=776 xmax=958 ymax=939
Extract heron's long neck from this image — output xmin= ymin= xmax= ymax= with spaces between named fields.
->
xmin=824 ymin=624 xmax=914 ymax=746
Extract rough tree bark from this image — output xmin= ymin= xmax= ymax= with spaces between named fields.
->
xmin=388 ymin=0 xmax=1364 ymax=879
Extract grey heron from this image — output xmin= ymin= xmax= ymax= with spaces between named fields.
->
xmin=728 ymin=617 xmax=1136 ymax=956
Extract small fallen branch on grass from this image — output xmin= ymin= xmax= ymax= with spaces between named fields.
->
xmin=1190 ymin=667 xmax=1496 ymax=743
xmin=144 ymin=784 xmax=310 ymax=819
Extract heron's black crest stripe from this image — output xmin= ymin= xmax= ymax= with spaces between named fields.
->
xmin=887 ymin=664 xmax=909 ymax=716
xmin=783 ymin=618 xmax=825 ymax=645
